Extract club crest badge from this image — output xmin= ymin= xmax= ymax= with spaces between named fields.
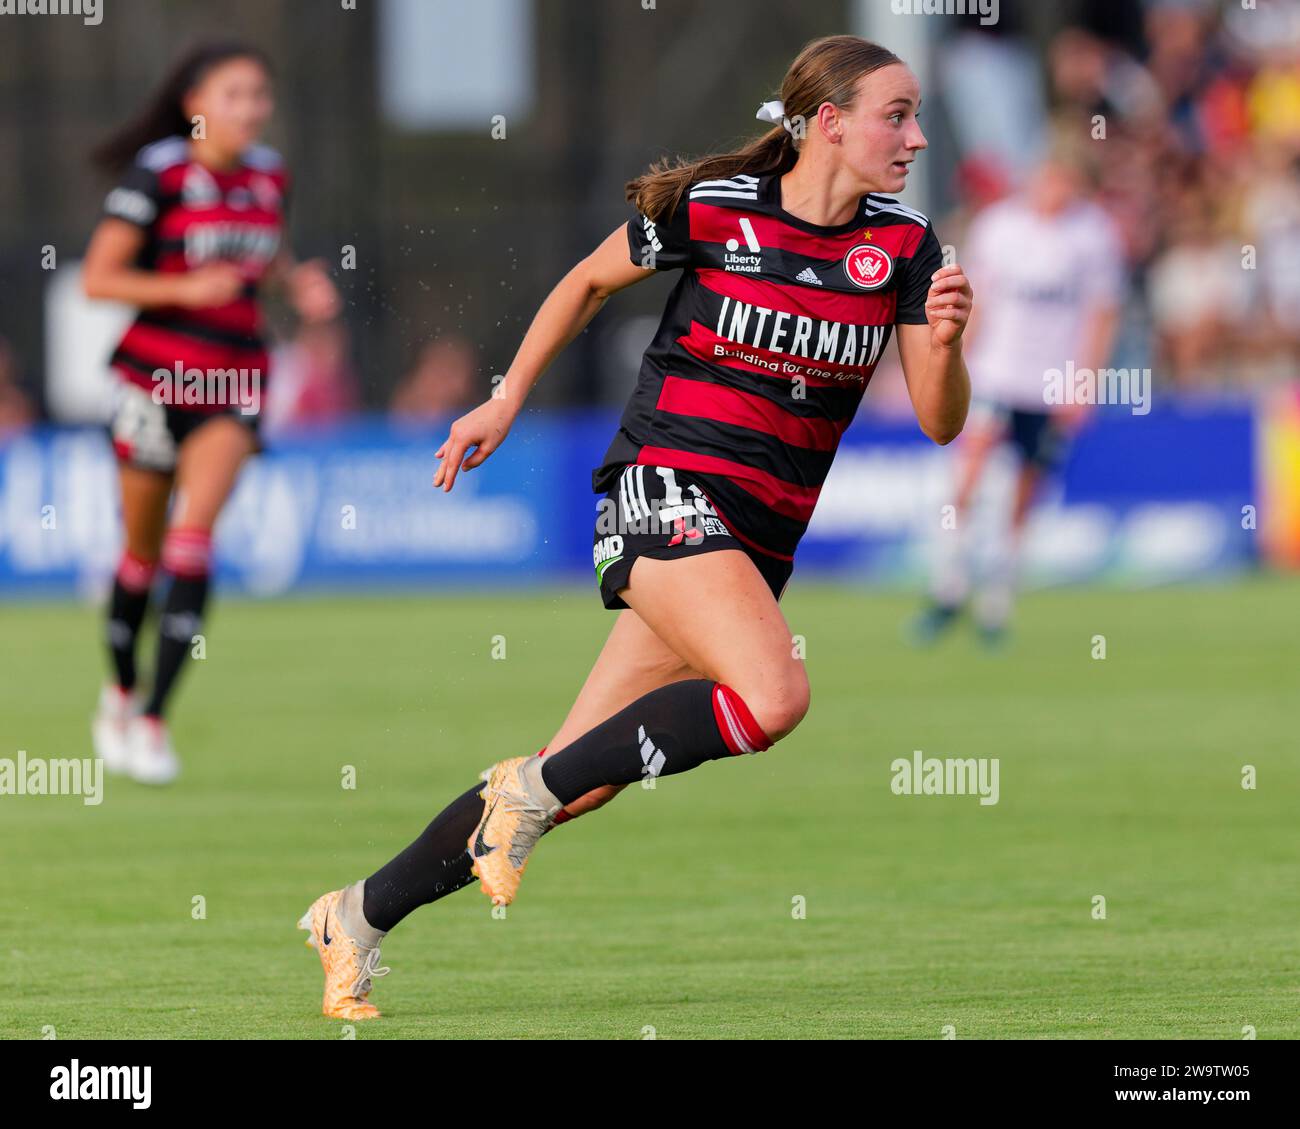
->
xmin=844 ymin=243 xmax=894 ymax=290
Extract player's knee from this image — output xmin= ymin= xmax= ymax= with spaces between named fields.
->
xmin=749 ymin=671 xmax=810 ymax=743
xmin=714 ymin=670 xmax=809 ymax=751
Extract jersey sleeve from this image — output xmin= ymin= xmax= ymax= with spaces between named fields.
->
xmin=894 ymin=224 xmax=945 ymax=324
xmin=101 ymin=160 xmax=164 ymax=229
xmin=626 ymin=197 xmax=692 ymax=272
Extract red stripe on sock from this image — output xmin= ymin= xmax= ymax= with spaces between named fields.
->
xmin=711 ymin=684 xmax=773 ymax=755
xmin=116 ymin=550 xmax=158 ymax=594
xmin=161 ymin=528 xmax=212 ymax=578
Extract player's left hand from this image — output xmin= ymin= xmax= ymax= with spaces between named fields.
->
xmin=925 ymin=264 xmax=973 ymax=348
xmin=433 ymin=395 xmax=516 ymax=492
xmin=287 ymin=259 xmax=342 ymax=324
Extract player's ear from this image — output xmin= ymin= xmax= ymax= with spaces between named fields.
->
xmin=817 ymin=101 xmax=842 ymax=143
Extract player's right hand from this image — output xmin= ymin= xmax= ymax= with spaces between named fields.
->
xmin=433 ymin=395 xmax=515 ymax=492
xmin=177 ymin=263 xmax=246 ymax=308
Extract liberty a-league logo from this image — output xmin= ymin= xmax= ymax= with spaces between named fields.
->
xmin=844 ymin=243 xmax=894 ymax=290
xmin=724 ymin=217 xmax=763 ymax=274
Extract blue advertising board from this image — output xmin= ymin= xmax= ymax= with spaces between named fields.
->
xmin=0 ymin=403 xmax=1259 ymax=597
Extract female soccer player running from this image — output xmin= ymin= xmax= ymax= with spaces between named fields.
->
xmin=85 ymin=43 xmax=340 ymax=783
xmin=301 ymin=34 xmax=972 ymax=1020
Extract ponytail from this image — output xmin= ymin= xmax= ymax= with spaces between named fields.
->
xmin=626 ymin=35 xmax=903 ymax=223
xmin=627 ymin=129 xmax=795 ymax=224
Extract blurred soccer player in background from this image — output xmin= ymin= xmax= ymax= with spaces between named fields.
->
xmin=909 ymin=139 xmax=1123 ymax=646
xmin=83 ymin=42 xmax=340 ymax=783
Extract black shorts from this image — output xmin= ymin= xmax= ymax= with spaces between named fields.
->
xmin=592 ymin=463 xmax=794 ymax=611
xmin=108 ymin=382 xmax=263 ymax=473
xmin=973 ymin=401 xmax=1068 ymax=473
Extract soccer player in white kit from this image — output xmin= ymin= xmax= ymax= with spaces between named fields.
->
xmin=910 ymin=140 xmax=1123 ymax=645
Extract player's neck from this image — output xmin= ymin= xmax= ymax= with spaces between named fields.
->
xmin=778 ymin=161 xmax=865 ymax=229
xmin=188 ymin=138 xmax=243 ymax=173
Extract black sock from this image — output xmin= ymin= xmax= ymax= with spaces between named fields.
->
xmin=107 ymin=579 xmax=151 ymax=691
xmin=363 ymin=783 xmax=485 ymax=932
xmin=538 ymin=678 xmax=768 ymax=805
xmin=143 ymin=573 xmax=209 ymax=718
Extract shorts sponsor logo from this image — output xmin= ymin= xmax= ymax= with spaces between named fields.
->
xmin=844 ymin=243 xmax=894 ymax=290
xmin=596 ymin=466 xmax=730 ymax=540
xmin=594 ymin=534 xmax=624 ymax=580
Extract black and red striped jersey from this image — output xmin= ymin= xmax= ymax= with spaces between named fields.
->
xmin=100 ymin=136 xmax=288 ymax=411
xmin=594 ymin=170 xmax=943 ymax=561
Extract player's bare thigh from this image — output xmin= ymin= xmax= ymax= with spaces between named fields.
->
xmin=171 ymin=416 xmax=257 ymax=532
xmin=616 ymin=548 xmax=809 ymax=744
xmin=543 ymin=608 xmax=701 ymax=815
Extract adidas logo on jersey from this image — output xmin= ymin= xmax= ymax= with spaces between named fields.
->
xmin=796 ymin=266 xmax=823 ymax=286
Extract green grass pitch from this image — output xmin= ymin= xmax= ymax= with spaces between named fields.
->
xmin=2 ymin=577 xmax=1296 ymax=1039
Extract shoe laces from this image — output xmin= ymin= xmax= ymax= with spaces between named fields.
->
xmin=351 ymin=943 xmax=391 ymax=998
xmin=487 ymin=781 xmax=556 ymax=867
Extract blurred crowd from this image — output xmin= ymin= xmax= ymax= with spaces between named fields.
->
xmin=263 ymin=324 xmax=477 ymax=436
xmin=226 ymin=321 xmax=483 ymax=433
xmin=3 ymin=1 xmax=1296 ymax=440
xmin=940 ymin=0 xmax=1300 ymax=388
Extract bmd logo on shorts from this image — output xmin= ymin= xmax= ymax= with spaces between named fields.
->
xmin=843 ymin=243 xmax=894 ymax=290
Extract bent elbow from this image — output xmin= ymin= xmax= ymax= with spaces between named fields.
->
xmin=81 ymin=270 xmax=111 ymax=301
xmin=923 ymin=421 xmax=963 ymax=446
xmin=571 ymin=259 xmax=610 ymax=303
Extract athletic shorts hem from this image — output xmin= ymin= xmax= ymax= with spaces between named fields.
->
xmin=592 ymin=463 xmax=794 ymax=611
xmin=597 ymin=540 xmax=779 ymax=611
xmin=107 ymin=382 xmax=263 ymax=473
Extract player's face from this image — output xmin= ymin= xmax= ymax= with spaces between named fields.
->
xmin=1031 ymin=161 xmax=1083 ymax=214
xmin=185 ymin=57 xmax=274 ymax=157
xmin=836 ymin=64 xmax=927 ymax=194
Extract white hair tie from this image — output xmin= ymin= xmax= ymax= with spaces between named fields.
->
xmin=756 ymin=99 xmax=794 ymax=134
